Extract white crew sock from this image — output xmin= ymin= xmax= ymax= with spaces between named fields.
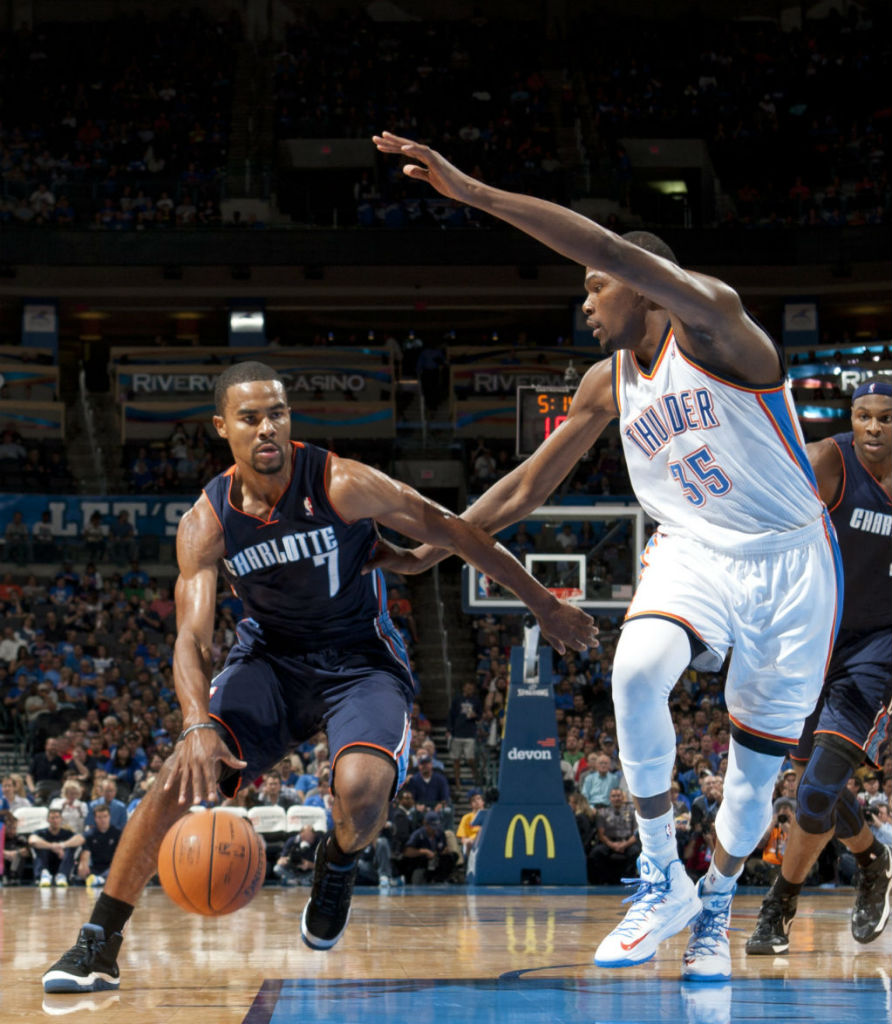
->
xmin=702 ymin=860 xmax=741 ymax=894
xmin=635 ymin=807 xmax=677 ymax=871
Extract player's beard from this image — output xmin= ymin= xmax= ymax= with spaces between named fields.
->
xmin=250 ymin=447 xmax=285 ymax=474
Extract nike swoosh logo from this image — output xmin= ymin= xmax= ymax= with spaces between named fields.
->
xmin=782 ymin=916 xmax=794 ymax=933
xmin=620 ymin=932 xmax=652 ymax=951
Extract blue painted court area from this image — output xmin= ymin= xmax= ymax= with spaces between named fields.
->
xmin=244 ymin=975 xmax=891 ymax=1024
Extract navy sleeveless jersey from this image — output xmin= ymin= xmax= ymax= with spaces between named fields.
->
xmin=827 ymin=432 xmax=892 ymax=631
xmin=203 ymin=442 xmax=389 ymax=649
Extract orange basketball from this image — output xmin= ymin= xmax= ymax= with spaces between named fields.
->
xmin=157 ymin=810 xmax=266 ymax=916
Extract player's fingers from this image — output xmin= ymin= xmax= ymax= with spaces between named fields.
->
xmin=402 ymin=165 xmax=429 ymax=180
xmin=204 ymin=762 xmax=219 ymax=804
xmin=177 ymin=767 xmax=191 ymax=805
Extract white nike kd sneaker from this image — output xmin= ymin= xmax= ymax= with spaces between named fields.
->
xmin=682 ymin=880 xmax=735 ymax=982
xmin=594 ymin=855 xmax=701 ymax=968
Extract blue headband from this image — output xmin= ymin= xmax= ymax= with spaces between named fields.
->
xmin=852 ymin=380 xmax=892 ymax=401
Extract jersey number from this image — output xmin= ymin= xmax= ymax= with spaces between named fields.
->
xmin=668 ymin=445 xmax=732 ymax=508
xmin=313 ymin=551 xmax=341 ymax=597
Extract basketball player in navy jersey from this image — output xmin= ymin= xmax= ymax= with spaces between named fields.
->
xmin=42 ymin=361 xmax=597 ymax=994
xmin=372 ymin=132 xmax=842 ymax=980
xmin=747 ymin=378 xmax=892 ymax=954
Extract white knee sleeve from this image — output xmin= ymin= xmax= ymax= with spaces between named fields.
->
xmin=612 ymin=618 xmax=692 ymax=799
xmin=714 ymin=739 xmax=782 ymax=858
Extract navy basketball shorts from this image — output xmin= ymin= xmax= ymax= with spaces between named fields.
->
xmin=208 ymin=621 xmax=415 ymax=798
xmin=792 ymin=626 xmax=892 ymax=767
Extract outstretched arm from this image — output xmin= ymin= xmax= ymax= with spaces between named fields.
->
xmin=366 ymin=358 xmax=616 ymax=575
xmin=373 ymin=132 xmax=780 ymax=382
xmin=328 ymin=457 xmax=599 ymax=655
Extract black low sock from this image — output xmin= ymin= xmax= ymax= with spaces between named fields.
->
xmin=89 ymin=893 xmax=135 ymax=937
xmin=326 ymin=832 xmax=356 ymax=867
xmin=773 ymin=875 xmax=802 ymax=900
xmin=854 ymin=838 xmax=885 ymax=869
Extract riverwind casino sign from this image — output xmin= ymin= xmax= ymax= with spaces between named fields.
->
xmin=115 ymin=360 xmax=395 ymax=440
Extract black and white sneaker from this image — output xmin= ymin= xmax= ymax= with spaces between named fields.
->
xmin=300 ymin=837 xmax=357 ymax=951
xmin=42 ymin=924 xmax=122 ymax=993
xmin=852 ymin=844 xmax=892 ymax=944
xmin=745 ymin=882 xmax=798 ymax=955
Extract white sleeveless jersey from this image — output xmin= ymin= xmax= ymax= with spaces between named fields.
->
xmin=614 ymin=327 xmax=825 ymax=550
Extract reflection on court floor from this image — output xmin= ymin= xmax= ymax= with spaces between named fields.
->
xmin=245 ymin=974 xmax=891 ymax=1024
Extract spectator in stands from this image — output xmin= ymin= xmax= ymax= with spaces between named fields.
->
xmin=29 ymin=807 xmax=82 ymax=887
xmin=76 ymin=802 xmax=122 ymax=888
xmin=129 ymin=448 xmax=155 ymax=492
xmin=356 ymin=827 xmax=398 ymax=888
xmin=389 ymin=787 xmax=421 ymax=859
xmin=85 ymin=778 xmax=127 ymax=831
xmin=587 ymin=787 xmax=640 ymax=885
xmin=2 ymin=811 xmax=31 ymax=884
xmin=581 ymin=753 xmax=619 ymax=809
xmin=2 ymin=775 xmax=32 ymax=812
xmin=32 ymin=510 xmax=59 ymax=563
xmin=83 ymin=512 xmax=108 ymax=562
xmin=27 ymin=736 xmax=66 ymax=804
xmin=405 ymin=752 xmax=452 ymax=821
xmin=274 ymin=823 xmax=322 ymax=886
xmin=303 ymin=769 xmax=334 ymax=829
xmin=51 ymin=780 xmax=88 ymax=835
xmin=0 ymin=429 xmax=26 ymax=462
xmin=258 ymin=770 xmax=300 ymax=810
xmin=469 ymin=438 xmax=498 ymax=491
xmin=109 ymin=511 xmax=137 ymax=565
xmin=744 ymin=799 xmax=794 ymax=885
xmin=399 ymin=811 xmax=458 ymax=884
xmin=0 ymin=626 xmax=28 ymax=665
xmin=455 ymin=789 xmax=487 ymax=858
xmin=4 ymin=510 xmax=30 ymax=564
xmin=446 ymin=681 xmax=482 ymax=795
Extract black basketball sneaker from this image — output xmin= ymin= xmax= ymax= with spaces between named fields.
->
xmin=43 ymin=924 xmax=123 ymax=992
xmin=745 ymin=881 xmax=798 ymax=955
xmin=852 ymin=843 xmax=892 ymax=944
xmin=300 ymin=836 xmax=357 ymax=950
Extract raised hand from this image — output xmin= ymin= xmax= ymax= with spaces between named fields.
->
xmin=372 ymin=131 xmax=477 ymax=204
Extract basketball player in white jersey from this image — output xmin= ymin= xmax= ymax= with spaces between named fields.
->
xmin=372 ymin=131 xmax=842 ymax=981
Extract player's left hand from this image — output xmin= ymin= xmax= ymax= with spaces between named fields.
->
xmin=372 ymin=132 xmax=477 ymax=204
xmin=536 ymin=600 xmax=599 ymax=655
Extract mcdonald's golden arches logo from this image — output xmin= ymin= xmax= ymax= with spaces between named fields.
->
xmin=504 ymin=813 xmax=555 ymax=859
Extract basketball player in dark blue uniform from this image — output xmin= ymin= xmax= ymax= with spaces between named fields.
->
xmin=747 ymin=377 xmax=892 ymax=954
xmin=43 ymin=361 xmax=598 ymax=993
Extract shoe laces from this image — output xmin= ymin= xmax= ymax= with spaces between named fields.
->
xmin=613 ymin=873 xmax=669 ymax=935
xmin=67 ymin=927 xmax=102 ymax=966
xmin=314 ymin=862 xmax=354 ymax=917
xmin=689 ymin=897 xmax=731 ymax=953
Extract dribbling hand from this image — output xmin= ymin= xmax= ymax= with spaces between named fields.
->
xmin=165 ymin=727 xmax=247 ymax=806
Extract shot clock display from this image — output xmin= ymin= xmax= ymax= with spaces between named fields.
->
xmin=516 ymin=386 xmax=576 ymax=457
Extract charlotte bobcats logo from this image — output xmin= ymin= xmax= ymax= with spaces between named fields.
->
xmin=304 ymin=497 xmax=314 ymax=516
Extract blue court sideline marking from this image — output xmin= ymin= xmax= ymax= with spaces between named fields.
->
xmin=241 ymin=976 xmax=892 ymax=1024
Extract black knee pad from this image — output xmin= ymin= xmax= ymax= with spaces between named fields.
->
xmin=796 ymin=734 xmax=863 ymax=836
xmin=833 ymin=778 xmax=865 ymax=839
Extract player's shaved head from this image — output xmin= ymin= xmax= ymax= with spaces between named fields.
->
xmin=215 ymin=361 xmax=283 ymax=415
xmin=622 ymin=230 xmax=679 ymax=265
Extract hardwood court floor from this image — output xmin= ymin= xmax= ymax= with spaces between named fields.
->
xmin=1 ymin=884 xmax=889 ymax=1024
